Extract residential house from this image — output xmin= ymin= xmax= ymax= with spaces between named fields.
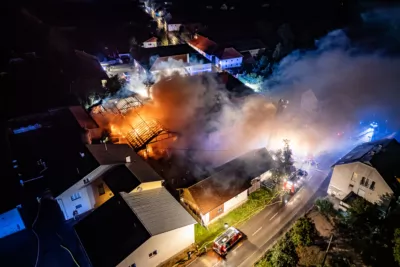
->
xmin=181 ymin=148 xmax=273 ymax=225
xmin=328 ymin=138 xmax=400 ymax=213
xmin=143 ymin=37 xmax=158 ymax=48
xmin=187 ymin=34 xmax=243 ymax=69
xmin=131 ymin=44 xmax=212 ymax=80
xmin=75 ymin=185 xmax=196 ymax=267
xmin=187 ymin=34 xmax=218 ymax=62
xmin=214 ymin=47 xmax=243 ymax=70
xmin=7 ymin=107 xmax=163 ymax=220
xmin=56 ymin=143 xmax=164 ymax=220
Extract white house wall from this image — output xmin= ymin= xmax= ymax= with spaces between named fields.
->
xmin=328 ymin=162 xmax=394 ymax=205
xmin=216 ymin=57 xmax=243 ymax=69
xmin=223 ymin=190 xmax=248 ymax=214
xmin=56 ymin=165 xmax=113 ymax=220
xmin=117 ymin=224 xmax=195 ymax=267
xmin=143 ymin=42 xmax=157 ymax=48
xmin=185 ymin=63 xmax=212 ymax=75
xmin=0 ymin=208 xmax=25 ymax=238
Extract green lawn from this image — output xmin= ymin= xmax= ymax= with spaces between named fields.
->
xmin=195 ymin=188 xmax=279 ymax=248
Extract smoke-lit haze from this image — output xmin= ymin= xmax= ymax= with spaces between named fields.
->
xmin=101 ymin=8 xmax=400 ymax=167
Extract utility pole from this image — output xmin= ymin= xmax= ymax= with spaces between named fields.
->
xmin=322 ymin=234 xmax=333 ymax=266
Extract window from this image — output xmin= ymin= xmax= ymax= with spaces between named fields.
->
xmin=130 ymin=264 xmax=136 ymax=267
xmin=83 ymin=178 xmax=90 ymax=184
xmin=71 ymin=192 xmax=81 ymax=201
xmin=370 ymin=181 xmax=376 ymax=191
xmin=98 ymin=183 xmax=105 ymax=196
xmin=351 ymin=172 xmax=357 ymax=181
xmin=364 ymin=178 xmax=370 ymax=187
xmin=76 ymin=204 xmax=82 ymax=209
xmin=149 ymin=250 xmax=158 ymax=258
xmin=360 ymin=177 xmax=365 ymax=186
xmin=217 ymin=207 xmax=223 ymax=213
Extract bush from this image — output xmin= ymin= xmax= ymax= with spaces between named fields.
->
xmin=290 ymin=217 xmax=318 ymax=247
xmin=315 ymin=198 xmax=334 ymax=216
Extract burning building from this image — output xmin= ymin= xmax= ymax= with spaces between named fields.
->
xmin=91 ymin=94 xmax=177 ymax=152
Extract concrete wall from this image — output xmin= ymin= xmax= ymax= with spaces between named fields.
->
xmin=328 ymin=162 xmax=394 ymax=206
xmin=117 ymin=224 xmax=195 ymax=267
xmin=0 ymin=208 xmax=25 ymax=238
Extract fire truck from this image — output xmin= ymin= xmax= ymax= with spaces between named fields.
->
xmin=213 ymin=227 xmax=243 ymax=256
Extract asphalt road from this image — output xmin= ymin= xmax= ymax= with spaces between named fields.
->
xmin=189 ymin=153 xmax=338 ymax=267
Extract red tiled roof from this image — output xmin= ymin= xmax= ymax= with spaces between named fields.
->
xmin=188 ymin=34 xmax=218 ymax=55
xmin=216 ymin=47 xmax=243 ymax=59
xmin=144 ymin=37 xmax=158 ymax=43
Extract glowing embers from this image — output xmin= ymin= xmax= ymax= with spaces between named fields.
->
xmin=125 ymin=119 xmax=164 ymax=149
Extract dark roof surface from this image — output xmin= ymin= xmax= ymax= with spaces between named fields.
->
xmin=8 ymin=107 xmax=101 ymax=196
xmin=228 ymin=39 xmax=266 ymax=52
xmin=102 ymin=165 xmax=141 ymax=194
xmin=75 ymin=196 xmax=151 ymax=267
xmin=87 ymin=144 xmax=164 ymax=184
xmin=187 ymin=148 xmax=273 ymax=214
xmin=334 ymin=138 xmax=400 ymax=193
xmin=216 ymin=72 xmax=255 ymax=98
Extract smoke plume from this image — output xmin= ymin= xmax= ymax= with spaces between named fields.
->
xmin=101 ymin=10 xmax=400 ymax=168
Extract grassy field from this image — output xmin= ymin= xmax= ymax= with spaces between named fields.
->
xmin=195 ymin=188 xmax=280 ymax=248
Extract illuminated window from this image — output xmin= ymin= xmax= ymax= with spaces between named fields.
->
xmin=98 ymin=183 xmax=105 ymax=196
xmin=71 ymin=192 xmax=81 ymax=201
xmin=351 ymin=172 xmax=357 ymax=181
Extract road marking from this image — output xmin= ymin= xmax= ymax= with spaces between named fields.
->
xmin=252 ymin=227 xmax=263 ymax=236
xmin=212 ymin=262 xmax=220 ymax=267
xmin=270 ymin=212 xmax=278 ymax=221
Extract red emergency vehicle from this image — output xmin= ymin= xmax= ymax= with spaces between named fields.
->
xmin=213 ymin=227 xmax=243 ymax=256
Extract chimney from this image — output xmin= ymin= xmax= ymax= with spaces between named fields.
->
xmin=126 ymin=156 xmax=131 ymax=163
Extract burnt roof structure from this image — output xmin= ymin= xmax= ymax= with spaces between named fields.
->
xmin=333 ymin=138 xmax=400 ymax=192
xmin=186 ymin=148 xmax=273 ymax=214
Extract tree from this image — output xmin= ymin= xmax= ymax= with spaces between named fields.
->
xmin=290 ymin=217 xmax=318 ymax=247
xmin=348 ymin=197 xmax=372 ymax=217
xmin=282 ymin=139 xmax=294 ymax=176
xmin=269 ymin=235 xmax=299 ymax=267
xmin=393 ymin=228 xmax=400 ymax=265
xmin=315 ymin=198 xmax=334 ymax=217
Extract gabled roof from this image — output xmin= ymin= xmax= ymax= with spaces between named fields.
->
xmin=74 ymin=196 xmax=151 ymax=267
xmin=121 ymin=187 xmax=196 ymax=235
xmin=214 ymin=47 xmax=243 ymax=60
xmin=86 ymin=144 xmax=164 ymax=183
xmin=188 ymin=34 xmax=218 ymax=55
xmin=186 ymin=148 xmax=273 ymax=214
xmin=333 ymin=138 xmax=400 ymax=193
xmin=144 ymin=37 xmax=157 ymax=43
